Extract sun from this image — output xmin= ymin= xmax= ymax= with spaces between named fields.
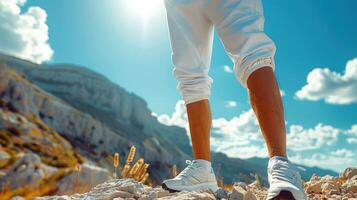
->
xmin=124 ymin=0 xmax=164 ymax=18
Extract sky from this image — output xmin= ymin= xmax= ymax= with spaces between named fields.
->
xmin=0 ymin=0 xmax=356 ymax=172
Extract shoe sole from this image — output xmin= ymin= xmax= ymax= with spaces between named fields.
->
xmin=162 ymin=183 xmax=180 ymax=193
xmin=162 ymin=182 xmax=218 ymax=193
xmin=272 ymin=190 xmax=295 ymax=200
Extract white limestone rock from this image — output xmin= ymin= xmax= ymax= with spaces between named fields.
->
xmin=0 ymin=150 xmax=10 ymax=168
xmin=0 ymin=153 xmax=54 ymax=190
xmin=55 ymin=163 xmax=111 ymax=195
xmin=341 ymin=167 xmax=357 ymax=181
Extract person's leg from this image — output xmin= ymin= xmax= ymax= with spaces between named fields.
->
xmin=209 ymin=0 xmax=306 ymax=198
xmin=164 ymin=0 xmax=214 ymax=161
xmin=247 ymin=67 xmax=286 ymax=158
xmin=186 ymin=99 xmax=212 ymax=161
xmin=162 ymin=0 xmax=218 ymax=192
xmin=208 ymin=0 xmax=285 ymax=157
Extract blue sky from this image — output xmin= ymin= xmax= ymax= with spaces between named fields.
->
xmin=1 ymin=0 xmax=356 ymax=172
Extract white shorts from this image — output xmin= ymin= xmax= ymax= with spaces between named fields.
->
xmin=164 ymin=0 xmax=276 ymax=104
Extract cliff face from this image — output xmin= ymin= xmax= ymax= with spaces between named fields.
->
xmin=1 ymin=54 xmax=191 ymax=156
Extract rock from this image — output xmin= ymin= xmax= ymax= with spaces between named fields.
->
xmin=0 ymin=153 xmax=53 ymax=190
xmin=321 ymin=182 xmax=340 ymax=195
xmin=229 ymin=185 xmax=246 ymax=200
xmin=305 ymin=176 xmax=323 ymax=194
xmin=36 ymin=179 xmax=215 ymax=200
xmin=244 ymin=189 xmax=258 ymax=200
xmin=235 ymin=182 xmax=248 ymax=190
xmin=10 ymin=196 xmax=25 ymax=200
xmin=246 ymin=182 xmax=266 ymax=200
xmin=352 ymin=175 xmax=357 ymax=180
xmin=55 ymin=163 xmax=111 ymax=195
xmin=310 ymin=174 xmax=320 ymax=181
xmin=305 ymin=171 xmax=357 ymax=199
xmin=215 ymin=188 xmax=229 ymax=199
xmin=342 ymin=178 xmax=357 ymax=194
xmin=0 ymin=150 xmax=10 ymax=168
xmin=305 ymin=174 xmax=341 ymax=195
xmin=321 ymin=175 xmax=337 ymax=182
xmin=341 ymin=167 xmax=357 ymax=180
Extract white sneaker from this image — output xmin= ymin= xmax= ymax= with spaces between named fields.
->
xmin=267 ymin=156 xmax=307 ymax=200
xmin=162 ymin=160 xmax=219 ymax=192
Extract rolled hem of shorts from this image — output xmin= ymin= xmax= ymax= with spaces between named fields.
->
xmin=239 ymin=57 xmax=275 ymax=88
xmin=183 ymin=96 xmax=210 ymax=105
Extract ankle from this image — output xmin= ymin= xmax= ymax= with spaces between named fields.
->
xmin=194 ymin=159 xmax=212 ymax=170
xmin=270 ymin=156 xmax=288 ymax=162
xmin=269 ymin=152 xmax=287 ymax=159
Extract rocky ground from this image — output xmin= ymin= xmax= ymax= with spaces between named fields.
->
xmin=31 ymin=167 xmax=356 ymax=200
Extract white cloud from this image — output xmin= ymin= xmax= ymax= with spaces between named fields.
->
xmin=223 ymin=65 xmax=233 ymax=73
xmin=346 ymin=124 xmax=357 ymax=136
xmin=157 ymin=100 xmax=189 ymax=131
xmin=290 ymin=149 xmax=356 ymax=172
xmin=295 ymin=58 xmax=357 ymax=104
xmin=280 ymin=89 xmax=285 ymax=97
xmin=330 ymin=148 xmax=355 ymax=158
xmin=345 ymin=124 xmax=357 ymax=144
xmin=346 ymin=138 xmax=357 ymax=144
xmin=0 ymin=0 xmax=53 ymax=64
xmin=211 ymin=109 xmax=267 ymax=158
xmin=287 ymin=124 xmax=340 ymax=151
xmin=225 ymin=101 xmax=237 ymax=108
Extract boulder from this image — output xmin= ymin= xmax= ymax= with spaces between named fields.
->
xmin=215 ymin=188 xmax=229 ymax=199
xmin=0 ymin=150 xmax=10 ymax=168
xmin=321 ymin=182 xmax=340 ymax=195
xmin=244 ymin=189 xmax=258 ymax=200
xmin=342 ymin=178 xmax=357 ymax=194
xmin=229 ymin=185 xmax=245 ymax=200
xmin=55 ymin=163 xmax=111 ymax=195
xmin=341 ymin=167 xmax=357 ymax=180
xmin=36 ymin=179 xmax=215 ymax=200
xmin=0 ymin=153 xmax=56 ymax=190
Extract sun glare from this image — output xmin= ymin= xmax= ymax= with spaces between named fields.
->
xmin=125 ymin=0 xmax=164 ymax=18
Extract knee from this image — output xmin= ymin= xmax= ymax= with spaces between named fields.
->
xmin=246 ymin=66 xmax=275 ymax=90
xmin=232 ymin=32 xmax=276 ymax=88
xmin=235 ymin=52 xmax=276 ymax=88
xmin=173 ymin=67 xmax=213 ymax=105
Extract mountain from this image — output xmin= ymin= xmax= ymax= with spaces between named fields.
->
xmin=0 ymin=53 xmax=338 ymax=197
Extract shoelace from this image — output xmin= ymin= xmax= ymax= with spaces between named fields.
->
xmin=270 ymin=160 xmax=300 ymax=185
xmin=177 ymin=160 xmax=197 ymax=178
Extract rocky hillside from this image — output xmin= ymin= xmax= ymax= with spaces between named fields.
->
xmin=34 ymin=167 xmax=357 ymax=200
xmin=0 ymin=56 xmax=191 ymax=183
xmin=0 ymin=53 xmax=339 ymax=199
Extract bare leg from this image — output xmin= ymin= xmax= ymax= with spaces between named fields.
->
xmin=186 ymin=100 xmax=212 ymax=161
xmin=247 ymin=67 xmax=287 ymax=158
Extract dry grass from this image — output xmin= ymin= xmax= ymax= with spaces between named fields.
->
xmin=113 ymin=153 xmax=120 ymax=178
xmin=172 ymin=164 xmax=177 ymax=177
xmin=115 ymin=146 xmax=150 ymax=183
